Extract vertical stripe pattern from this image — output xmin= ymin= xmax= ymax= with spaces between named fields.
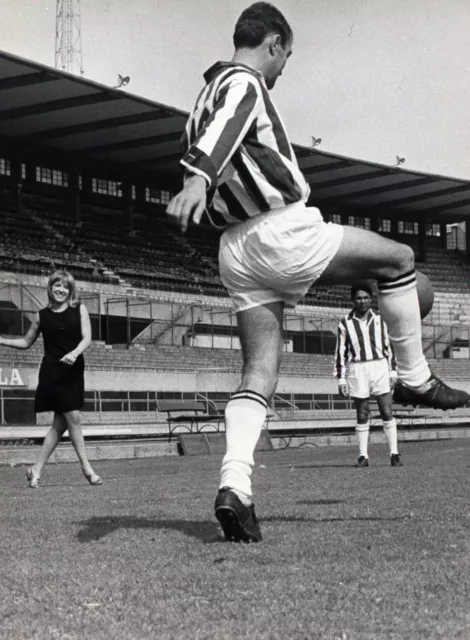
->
xmin=334 ymin=309 xmax=396 ymax=380
xmin=181 ymin=61 xmax=310 ymax=228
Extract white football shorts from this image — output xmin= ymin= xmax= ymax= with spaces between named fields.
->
xmin=218 ymin=201 xmax=344 ymax=312
xmin=346 ymin=359 xmax=391 ymax=399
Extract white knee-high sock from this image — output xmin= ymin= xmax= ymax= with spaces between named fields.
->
xmin=383 ymin=419 xmax=399 ymax=455
xmin=220 ymin=390 xmax=267 ymax=506
xmin=356 ymin=423 xmax=370 ymax=458
xmin=378 ymin=270 xmax=431 ymax=387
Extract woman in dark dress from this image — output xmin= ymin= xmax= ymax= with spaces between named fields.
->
xmin=0 ymin=270 xmax=102 ymax=488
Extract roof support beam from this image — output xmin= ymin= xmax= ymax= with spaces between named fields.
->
xmin=408 ymin=198 xmax=470 ymax=217
xmin=0 ymin=72 xmax=59 ymax=91
xmin=299 ymin=160 xmax=351 ymax=174
xmin=0 ymin=92 xmax=121 ymax=121
xmin=139 ymin=153 xmax=183 ymax=167
xmin=20 ymin=110 xmax=176 ymax=143
xmin=318 ymin=177 xmax=434 ymax=201
xmin=308 ymin=169 xmax=391 ymax=191
xmin=367 ymin=183 xmax=470 ymax=208
xmin=75 ymin=131 xmax=181 ymax=155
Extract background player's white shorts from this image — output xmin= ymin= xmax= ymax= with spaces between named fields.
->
xmin=218 ymin=201 xmax=344 ymax=312
xmin=346 ymin=359 xmax=391 ymax=399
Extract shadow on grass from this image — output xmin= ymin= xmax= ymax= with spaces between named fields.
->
xmin=75 ymin=516 xmax=222 ymax=543
xmin=75 ymin=511 xmax=408 ymax=544
xmin=263 ymin=515 xmax=408 ymax=523
xmin=297 ymin=499 xmax=344 ymax=505
xmin=290 ymin=464 xmax=361 ymax=469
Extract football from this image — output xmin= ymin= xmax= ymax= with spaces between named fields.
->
xmin=416 ymin=270 xmax=434 ymax=319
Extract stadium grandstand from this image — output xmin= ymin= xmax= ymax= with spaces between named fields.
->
xmin=1 ymin=50 xmax=470 ymax=446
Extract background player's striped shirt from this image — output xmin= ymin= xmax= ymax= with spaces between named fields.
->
xmin=180 ymin=61 xmax=310 ymax=228
xmin=334 ymin=309 xmax=396 ymax=382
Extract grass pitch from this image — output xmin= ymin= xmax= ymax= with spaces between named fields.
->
xmin=0 ymin=439 xmax=469 ymax=639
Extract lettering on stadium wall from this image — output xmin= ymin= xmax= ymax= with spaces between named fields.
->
xmin=0 ymin=368 xmax=28 ymax=387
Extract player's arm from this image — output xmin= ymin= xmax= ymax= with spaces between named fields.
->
xmin=334 ymin=322 xmax=348 ymax=397
xmin=382 ymin=319 xmax=397 ymax=389
xmin=0 ymin=313 xmax=40 ymax=350
xmin=167 ymin=73 xmax=261 ymax=233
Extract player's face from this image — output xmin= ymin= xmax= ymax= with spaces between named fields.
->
xmin=353 ymin=291 xmax=372 ymax=314
xmin=266 ymin=38 xmax=293 ymax=89
xmin=51 ymin=280 xmax=70 ymax=304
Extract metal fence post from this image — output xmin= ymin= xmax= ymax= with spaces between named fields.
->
xmin=98 ymin=292 xmax=102 ymax=342
xmin=126 ymin=298 xmax=131 ymax=348
xmin=20 ymin=284 xmax=24 ymax=335
xmin=105 ymin=299 xmax=109 ymax=344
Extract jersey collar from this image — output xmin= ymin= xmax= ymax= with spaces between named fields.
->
xmin=349 ymin=308 xmax=376 ymax=322
xmin=203 ymin=61 xmax=264 ymax=84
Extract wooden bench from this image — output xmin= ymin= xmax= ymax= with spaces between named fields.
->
xmin=157 ymin=399 xmax=275 ymax=441
xmin=157 ymin=399 xmax=223 ymax=440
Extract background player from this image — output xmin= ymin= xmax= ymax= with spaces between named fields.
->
xmin=167 ymin=2 xmax=469 ymax=543
xmin=335 ymin=282 xmax=402 ymax=468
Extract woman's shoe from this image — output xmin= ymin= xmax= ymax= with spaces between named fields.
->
xmin=26 ymin=466 xmax=40 ymax=489
xmin=84 ymin=472 xmax=103 ymax=486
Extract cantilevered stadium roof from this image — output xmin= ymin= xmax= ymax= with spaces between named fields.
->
xmin=1 ymin=49 xmax=470 ymax=222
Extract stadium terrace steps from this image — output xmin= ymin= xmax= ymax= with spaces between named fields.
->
xmin=0 ymin=194 xmax=350 ymax=306
xmin=1 ymin=193 xmax=470 ymax=312
xmin=416 ymin=242 xmax=470 ymax=294
xmin=1 ymin=342 xmax=470 ymax=379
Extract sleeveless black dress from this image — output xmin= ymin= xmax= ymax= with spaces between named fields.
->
xmin=34 ymin=304 xmax=85 ymax=413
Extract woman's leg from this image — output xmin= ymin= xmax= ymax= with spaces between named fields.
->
xmin=32 ymin=412 xmax=68 ymax=477
xmin=63 ymin=410 xmax=99 ymax=480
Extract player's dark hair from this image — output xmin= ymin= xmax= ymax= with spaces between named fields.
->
xmin=351 ymin=281 xmax=373 ymax=299
xmin=233 ymin=2 xmax=293 ymax=49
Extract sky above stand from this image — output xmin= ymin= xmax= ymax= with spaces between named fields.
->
xmin=2 ymin=0 xmax=470 ymax=179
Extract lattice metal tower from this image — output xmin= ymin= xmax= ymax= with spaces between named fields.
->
xmin=55 ymin=0 xmax=84 ymax=75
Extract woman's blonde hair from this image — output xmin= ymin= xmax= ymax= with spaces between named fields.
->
xmin=46 ymin=270 xmax=78 ymax=307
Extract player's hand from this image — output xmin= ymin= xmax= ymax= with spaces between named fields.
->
xmin=166 ymin=175 xmax=207 ymax=234
xmin=389 ymin=375 xmax=397 ymax=392
xmin=338 ymin=382 xmax=348 ymax=397
xmin=61 ymin=352 xmax=77 ymax=366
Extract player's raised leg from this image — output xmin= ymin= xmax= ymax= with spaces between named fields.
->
xmin=317 ymin=225 xmax=469 ymax=409
xmin=215 ymin=301 xmax=284 ymax=543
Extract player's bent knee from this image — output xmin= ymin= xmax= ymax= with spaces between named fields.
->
xmin=377 ymin=243 xmax=415 ymax=283
xmin=396 ymin=243 xmax=415 ymax=273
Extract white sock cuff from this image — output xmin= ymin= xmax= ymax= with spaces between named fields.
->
xmin=227 ymin=390 xmax=268 ymax=414
xmin=383 ymin=419 xmax=397 ymax=429
xmin=355 ymin=422 xmax=370 ymax=433
xmin=377 ymin=269 xmax=416 ymax=294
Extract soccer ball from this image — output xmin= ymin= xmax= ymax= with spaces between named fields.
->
xmin=416 ymin=271 xmax=434 ymax=319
